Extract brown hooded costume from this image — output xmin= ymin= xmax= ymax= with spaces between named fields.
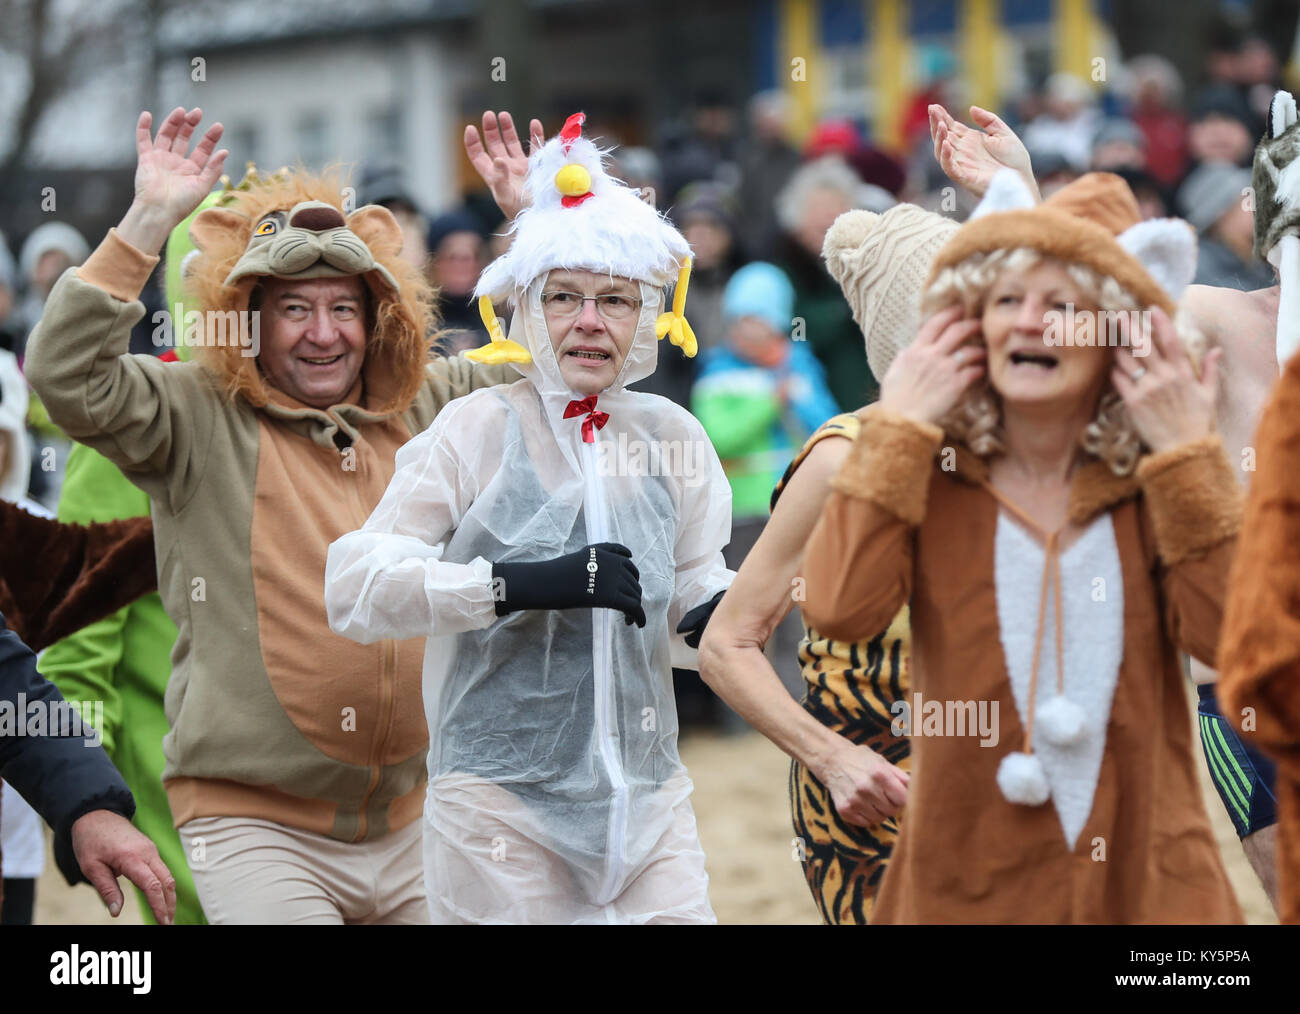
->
xmin=23 ymin=169 xmax=515 ymax=846
xmin=1217 ymin=348 xmax=1300 ymax=925
xmin=800 ymin=172 xmax=1245 ymax=922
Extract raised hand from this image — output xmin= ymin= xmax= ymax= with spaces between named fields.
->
xmin=464 ymin=111 xmax=545 ymax=222
xmin=118 ymin=108 xmax=228 ymax=253
xmin=876 ymin=304 xmax=986 ymax=426
xmin=930 ymin=103 xmax=1038 ymax=201
xmin=1112 ymin=306 xmax=1221 ymax=453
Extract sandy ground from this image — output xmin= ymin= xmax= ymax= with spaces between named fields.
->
xmin=682 ymin=721 xmax=1277 ymax=925
xmin=31 ymin=686 xmax=1278 ymax=925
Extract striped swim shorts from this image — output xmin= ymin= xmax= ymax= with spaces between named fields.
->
xmin=1197 ymin=682 xmax=1278 ymax=839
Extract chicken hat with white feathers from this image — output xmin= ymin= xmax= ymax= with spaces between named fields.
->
xmin=467 ymin=113 xmax=697 ymax=371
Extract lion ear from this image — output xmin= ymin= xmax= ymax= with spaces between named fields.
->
xmin=189 ymin=207 xmax=248 ymax=252
xmin=346 ymin=205 xmax=403 ymax=259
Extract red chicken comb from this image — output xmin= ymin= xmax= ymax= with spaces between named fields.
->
xmin=560 ymin=112 xmax=586 ymax=152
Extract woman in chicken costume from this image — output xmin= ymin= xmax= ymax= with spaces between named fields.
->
xmin=326 ymin=114 xmax=733 ymax=924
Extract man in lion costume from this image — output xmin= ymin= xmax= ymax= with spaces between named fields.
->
xmin=25 ymin=107 xmax=515 ymax=924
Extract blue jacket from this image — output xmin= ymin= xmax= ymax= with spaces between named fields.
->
xmin=691 ymin=342 xmax=841 ymax=517
xmin=0 ymin=613 xmax=134 ymax=886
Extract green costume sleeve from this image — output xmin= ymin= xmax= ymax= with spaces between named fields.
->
xmin=36 ymin=443 xmax=151 ymax=756
xmin=692 ymin=389 xmax=782 ymax=459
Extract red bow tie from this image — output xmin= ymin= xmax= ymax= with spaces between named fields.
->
xmin=563 ymin=395 xmax=610 ymax=443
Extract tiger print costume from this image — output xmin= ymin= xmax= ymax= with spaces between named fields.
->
xmin=773 ymin=413 xmax=912 ymax=925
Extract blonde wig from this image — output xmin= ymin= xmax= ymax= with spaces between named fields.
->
xmin=920 ymin=247 xmax=1204 ymax=476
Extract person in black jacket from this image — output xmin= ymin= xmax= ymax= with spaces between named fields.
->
xmin=0 ymin=612 xmax=175 ymax=923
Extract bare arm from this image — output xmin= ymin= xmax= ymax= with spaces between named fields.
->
xmin=698 ymin=436 xmax=909 ymax=826
xmin=23 ymin=108 xmax=228 ymax=504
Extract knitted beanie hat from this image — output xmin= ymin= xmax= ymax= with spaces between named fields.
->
xmin=722 ymin=261 xmax=795 ymax=334
xmin=19 ymin=221 xmax=89 ymax=282
xmin=823 ymin=202 xmax=959 ymax=384
xmin=927 ymin=169 xmax=1196 ymax=318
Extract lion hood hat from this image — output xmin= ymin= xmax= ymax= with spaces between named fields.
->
xmin=185 ymin=168 xmax=431 ymax=414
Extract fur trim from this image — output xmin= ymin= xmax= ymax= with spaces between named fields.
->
xmin=971 ymin=168 xmax=1038 ymax=218
xmin=1067 ymin=459 xmax=1141 ymax=524
xmin=1116 ymin=219 xmax=1198 ymax=303
xmin=929 ymin=173 xmax=1179 ymax=318
xmin=830 ymin=408 xmax=944 ymax=524
xmin=1135 ymin=434 xmax=1243 ymax=565
xmin=0 ymin=502 xmax=155 ymax=652
xmin=929 ymin=206 xmax=1177 ymax=318
xmin=186 ymin=167 xmax=433 ymax=415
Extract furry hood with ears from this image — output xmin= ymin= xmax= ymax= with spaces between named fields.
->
xmin=186 ymin=168 xmax=434 ymax=415
xmin=927 ymin=170 xmax=1196 ymax=317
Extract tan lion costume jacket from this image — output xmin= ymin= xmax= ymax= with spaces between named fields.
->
xmin=25 ymin=173 xmax=515 ymax=843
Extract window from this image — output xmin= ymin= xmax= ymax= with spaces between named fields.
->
xmin=367 ymin=107 xmax=404 ymax=162
xmin=296 ymin=114 xmax=329 ymax=169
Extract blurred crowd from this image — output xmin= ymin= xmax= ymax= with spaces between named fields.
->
xmin=2 ymin=29 xmax=1286 ymax=506
xmin=1 ymin=8 xmax=1296 ymax=926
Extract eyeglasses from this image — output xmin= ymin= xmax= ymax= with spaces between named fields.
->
xmin=540 ymin=290 xmax=642 ymax=321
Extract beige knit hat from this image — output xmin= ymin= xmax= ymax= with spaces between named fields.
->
xmin=823 ymin=203 xmax=959 ymax=385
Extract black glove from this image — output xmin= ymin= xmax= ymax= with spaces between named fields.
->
xmin=492 ymin=543 xmax=646 ymax=627
xmin=675 ymin=589 xmax=726 ymax=649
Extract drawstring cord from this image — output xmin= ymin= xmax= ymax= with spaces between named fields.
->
xmin=982 ymin=483 xmax=1066 ymax=756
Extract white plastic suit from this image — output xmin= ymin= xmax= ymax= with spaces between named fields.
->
xmin=325 ymin=278 xmax=734 ymax=924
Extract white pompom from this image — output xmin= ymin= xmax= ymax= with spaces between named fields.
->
xmin=1036 ymin=694 xmax=1088 ymax=747
xmin=997 ymin=751 xmax=1050 ymax=806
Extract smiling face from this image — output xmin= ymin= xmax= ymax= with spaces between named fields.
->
xmin=542 ymin=269 xmax=641 ymax=395
xmin=257 ymin=275 xmax=368 ymax=408
xmin=981 ymin=259 xmax=1112 ymax=411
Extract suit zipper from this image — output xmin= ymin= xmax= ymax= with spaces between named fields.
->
xmin=357 ymin=638 xmax=396 ymax=841
xmin=581 ymin=437 xmax=629 ymax=903
xmin=342 ymin=435 xmax=395 ymax=842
